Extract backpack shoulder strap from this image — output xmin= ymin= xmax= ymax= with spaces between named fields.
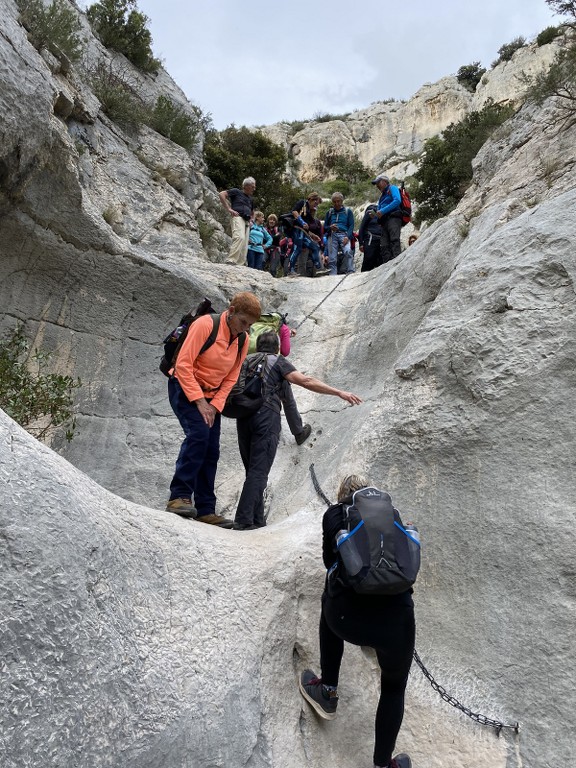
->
xmin=237 ymin=331 xmax=247 ymax=356
xmin=199 ymin=316 xmax=246 ymax=360
xmin=199 ymin=313 xmax=219 ymax=356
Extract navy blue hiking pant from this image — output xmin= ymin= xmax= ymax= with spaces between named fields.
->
xmin=168 ymin=377 xmax=220 ymax=516
xmin=320 ymin=590 xmax=415 ymax=767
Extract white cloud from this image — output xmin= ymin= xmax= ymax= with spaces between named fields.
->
xmin=81 ymin=0 xmax=561 ymax=128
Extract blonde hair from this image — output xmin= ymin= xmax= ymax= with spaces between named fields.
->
xmin=267 ymin=213 xmax=278 ymax=225
xmin=337 ymin=474 xmax=369 ymax=502
xmin=254 ymin=210 xmax=265 ymax=220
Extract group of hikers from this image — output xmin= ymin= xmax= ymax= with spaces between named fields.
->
xmin=164 ymin=290 xmax=416 ymax=768
xmin=218 ymin=174 xmax=417 ymax=277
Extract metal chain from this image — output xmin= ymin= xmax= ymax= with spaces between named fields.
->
xmin=309 ymin=463 xmax=333 ymax=506
xmin=412 ymin=650 xmax=519 ymax=734
xmin=308 ymin=465 xmax=520 ymax=735
xmin=294 ymin=274 xmax=349 ymax=330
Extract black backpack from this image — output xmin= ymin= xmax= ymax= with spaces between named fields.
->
xmin=159 ymin=298 xmax=245 ymax=376
xmin=222 ymin=353 xmax=280 ymax=419
xmin=330 ymin=487 xmax=420 ymax=595
xmin=279 ymin=213 xmax=296 ymax=235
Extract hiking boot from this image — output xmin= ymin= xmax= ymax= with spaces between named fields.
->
xmin=375 ymin=755 xmax=412 ymax=768
xmin=166 ymin=498 xmax=197 ymax=518
xmin=196 ymin=513 xmax=234 ymax=529
xmin=299 ymin=669 xmax=338 ymax=720
xmin=232 ymin=522 xmax=260 ymax=530
xmin=295 ymin=424 xmax=312 ymax=446
xmin=314 ymin=268 xmax=330 ymax=277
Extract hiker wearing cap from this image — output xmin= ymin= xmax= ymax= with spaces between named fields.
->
xmin=233 ymin=332 xmax=362 ymax=530
xmin=166 ymin=292 xmax=261 ymax=528
xmin=371 ymin=174 xmax=402 ymax=264
xmin=219 ymin=177 xmax=256 ymax=265
xmin=324 ymin=193 xmax=355 ymax=276
xmin=299 ymin=473 xmax=415 ymax=768
xmin=288 ymin=193 xmax=323 ymax=275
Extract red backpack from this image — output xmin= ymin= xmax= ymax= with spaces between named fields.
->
xmin=399 ymin=181 xmax=412 ymax=226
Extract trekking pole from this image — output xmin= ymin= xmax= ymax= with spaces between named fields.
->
xmin=307 ymin=464 xmax=521 ymax=735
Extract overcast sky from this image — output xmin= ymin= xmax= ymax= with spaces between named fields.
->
xmin=81 ymin=0 xmax=561 ymax=128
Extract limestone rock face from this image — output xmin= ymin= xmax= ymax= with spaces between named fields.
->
xmin=1 ymin=4 xmax=576 ymax=768
xmin=0 ymin=0 xmax=229 ymax=268
xmin=262 ymin=39 xmax=563 ymax=181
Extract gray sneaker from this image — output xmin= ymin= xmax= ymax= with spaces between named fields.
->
xmin=299 ymin=669 xmax=338 ymax=720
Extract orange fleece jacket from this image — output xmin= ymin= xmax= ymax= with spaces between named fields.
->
xmin=173 ymin=312 xmax=248 ymax=412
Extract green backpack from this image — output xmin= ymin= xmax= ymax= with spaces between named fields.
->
xmin=247 ymin=312 xmax=285 ymax=354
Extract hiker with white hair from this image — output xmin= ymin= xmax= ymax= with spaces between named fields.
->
xmin=219 ymin=177 xmax=257 ymax=265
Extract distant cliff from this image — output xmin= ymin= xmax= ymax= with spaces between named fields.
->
xmin=261 ymin=38 xmax=561 ymax=182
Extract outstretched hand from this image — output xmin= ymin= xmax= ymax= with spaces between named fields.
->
xmin=340 ymin=391 xmax=362 ymax=405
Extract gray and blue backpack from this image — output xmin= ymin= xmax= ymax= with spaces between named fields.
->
xmin=331 ymin=487 xmax=421 ymax=595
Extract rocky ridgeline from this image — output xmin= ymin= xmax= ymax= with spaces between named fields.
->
xmin=1 ymin=3 xmax=576 ymax=768
xmin=261 ymin=39 xmax=561 ymax=181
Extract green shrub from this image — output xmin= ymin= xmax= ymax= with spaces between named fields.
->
xmin=492 ymin=36 xmax=526 ymax=67
xmin=537 ymin=25 xmax=561 ymax=46
xmin=0 ymin=325 xmax=81 ymax=443
xmin=320 ymin=178 xmax=352 ymax=197
xmin=287 ymin=120 xmax=306 ymax=135
xmin=413 ymin=101 xmax=515 ymax=226
xmin=313 ymin=111 xmax=351 ymax=123
xmin=149 ymin=96 xmax=202 ymax=151
xmin=456 ymin=62 xmax=486 ymax=92
xmin=87 ymin=0 xmax=161 ymax=73
xmin=89 ymin=60 xmax=149 ymax=130
xmin=16 ymin=0 xmax=84 ymax=62
xmin=204 ymin=125 xmax=301 ymax=215
xmin=312 ymin=150 xmax=373 ymax=184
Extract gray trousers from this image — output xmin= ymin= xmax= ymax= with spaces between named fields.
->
xmin=381 ymin=215 xmax=402 ymax=263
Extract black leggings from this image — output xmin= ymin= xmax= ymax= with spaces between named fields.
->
xmin=320 ymin=590 xmax=415 ymax=767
